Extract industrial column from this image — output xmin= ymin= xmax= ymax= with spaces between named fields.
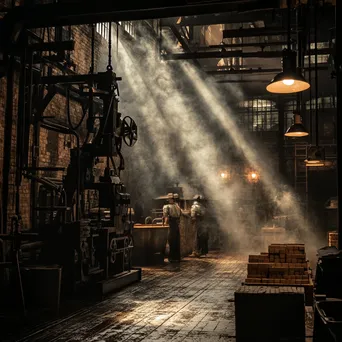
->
xmin=336 ymin=1 xmax=342 ymax=249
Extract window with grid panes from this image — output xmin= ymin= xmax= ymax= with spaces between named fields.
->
xmin=304 ymin=41 xmax=330 ymax=65
xmin=118 ymin=21 xmax=136 ymax=38
xmin=305 ymin=95 xmax=337 ymax=110
xmin=96 ymin=23 xmax=109 ymax=40
xmin=238 ymin=99 xmax=278 ymax=131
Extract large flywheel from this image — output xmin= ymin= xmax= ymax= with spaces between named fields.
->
xmin=121 ymin=116 xmax=138 ymax=147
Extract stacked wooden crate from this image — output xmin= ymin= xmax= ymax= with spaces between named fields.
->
xmin=235 ymin=285 xmax=305 ymax=342
xmin=244 ymin=244 xmax=313 ymax=305
xmin=328 ymin=231 xmax=338 ymax=248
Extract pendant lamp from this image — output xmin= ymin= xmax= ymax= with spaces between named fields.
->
xmin=266 ymin=50 xmax=310 ymax=94
xmin=284 ymin=112 xmax=309 ymax=137
xmin=266 ymin=0 xmax=310 ymax=94
xmin=305 ymin=0 xmax=325 ymax=167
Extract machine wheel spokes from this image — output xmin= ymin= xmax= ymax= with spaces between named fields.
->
xmin=121 ymin=116 xmax=138 ymax=147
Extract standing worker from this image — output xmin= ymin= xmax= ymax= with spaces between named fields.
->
xmin=190 ymin=195 xmax=208 ymax=257
xmin=162 ymin=193 xmax=182 ymax=263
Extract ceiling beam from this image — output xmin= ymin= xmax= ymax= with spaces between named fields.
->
xmin=161 ymin=8 xmax=283 ymax=27
xmin=169 ymin=24 xmax=201 ymax=68
xmin=161 ymin=47 xmax=332 ymax=60
xmin=207 ymin=41 xmax=290 ymax=49
xmin=207 ymin=65 xmax=329 ymax=74
xmin=3 ymin=1 xmax=274 ymax=30
xmin=223 ymin=27 xmax=288 ymax=38
xmin=161 ymin=50 xmax=283 ymax=60
xmin=206 ymin=68 xmax=282 ymax=75
xmin=216 ymin=79 xmax=269 ymax=83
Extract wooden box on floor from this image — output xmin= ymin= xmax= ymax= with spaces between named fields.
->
xmin=328 ymin=231 xmax=338 ymax=248
xmin=235 ymin=285 xmax=306 ymax=342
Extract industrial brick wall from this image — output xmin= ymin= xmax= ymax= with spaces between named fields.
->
xmin=0 ymin=23 xmax=108 ymax=232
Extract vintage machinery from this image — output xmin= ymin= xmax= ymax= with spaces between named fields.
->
xmin=34 ymin=68 xmax=139 ymax=295
xmin=0 ymin=23 xmax=140 ymax=314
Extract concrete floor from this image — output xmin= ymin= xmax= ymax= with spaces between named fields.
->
xmin=8 ymin=253 xmax=314 ymax=342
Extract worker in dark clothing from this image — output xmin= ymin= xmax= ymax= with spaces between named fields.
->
xmin=190 ymin=195 xmax=208 ymax=257
xmin=162 ymin=193 xmax=182 ymax=263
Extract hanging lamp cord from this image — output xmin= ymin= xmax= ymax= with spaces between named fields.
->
xmin=308 ymin=1 xmax=312 ymax=143
xmin=117 ymin=22 xmax=119 ymax=64
xmin=107 ymin=22 xmax=113 ymax=71
xmin=287 ymin=0 xmax=291 ymax=50
xmin=314 ymin=0 xmax=319 ymax=147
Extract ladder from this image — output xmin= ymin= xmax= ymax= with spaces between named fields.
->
xmin=294 ymin=143 xmax=308 ymax=211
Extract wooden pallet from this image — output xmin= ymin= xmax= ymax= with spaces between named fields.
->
xmin=242 ymin=277 xmax=314 ymax=306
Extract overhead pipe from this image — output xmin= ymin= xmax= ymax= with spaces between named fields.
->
xmin=209 ymin=64 xmax=328 ymax=73
xmin=206 ymin=41 xmax=291 ymax=49
xmin=162 ymin=48 xmax=330 ymax=61
xmin=162 ymin=50 xmax=284 ymax=60
xmin=207 ymin=68 xmax=282 ymax=75
xmin=216 ymin=79 xmax=269 ymax=83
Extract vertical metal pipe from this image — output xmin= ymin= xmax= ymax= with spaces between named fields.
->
xmin=335 ymin=1 xmax=342 ymax=249
xmin=314 ymin=0 xmax=319 ymax=147
xmin=278 ymin=97 xmax=285 ymax=178
xmin=1 ymin=56 xmax=15 ymax=234
xmin=296 ymin=4 xmax=302 ymax=113
xmin=15 ymin=47 xmax=27 ymax=217
xmin=287 ymin=0 xmax=291 ymax=50
xmin=308 ymin=1 xmax=312 ymax=143
xmin=31 ymin=54 xmax=41 ymax=232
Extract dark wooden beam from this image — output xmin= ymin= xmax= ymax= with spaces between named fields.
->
xmin=4 ymin=1 xmax=273 ymax=30
xmin=161 ymin=8 xmax=283 ymax=27
xmin=223 ymin=27 xmax=288 ymax=38
xmin=162 ymin=50 xmax=283 ymax=60
xmin=207 ymin=68 xmax=282 ymax=75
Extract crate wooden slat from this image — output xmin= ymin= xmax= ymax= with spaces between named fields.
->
xmin=245 ymin=244 xmax=313 ymax=306
xmin=242 ymin=278 xmax=314 ymax=306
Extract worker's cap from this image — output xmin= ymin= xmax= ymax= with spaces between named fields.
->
xmin=173 ymin=193 xmax=179 ymax=199
xmin=167 ymin=193 xmax=174 ymax=199
xmin=193 ymin=194 xmax=203 ymax=200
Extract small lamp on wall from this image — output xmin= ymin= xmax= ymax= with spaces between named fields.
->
xmin=247 ymin=170 xmax=260 ymax=183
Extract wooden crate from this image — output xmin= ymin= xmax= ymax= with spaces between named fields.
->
xmin=242 ymin=278 xmax=314 ymax=306
xmin=235 ymin=285 xmax=306 ymax=342
xmin=328 ymin=231 xmax=338 ymax=248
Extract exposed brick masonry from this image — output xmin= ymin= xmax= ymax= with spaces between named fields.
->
xmin=0 ymin=22 xmax=108 ymax=231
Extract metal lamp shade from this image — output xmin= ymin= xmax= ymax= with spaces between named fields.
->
xmin=305 ymin=146 xmax=325 ymax=166
xmin=284 ymin=113 xmax=309 ymax=137
xmin=266 ymin=71 xmax=310 ymax=94
xmin=284 ymin=123 xmax=309 ymax=137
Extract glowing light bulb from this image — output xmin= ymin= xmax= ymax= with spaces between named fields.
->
xmin=251 ymin=173 xmax=257 ymax=179
xmin=282 ymin=79 xmax=294 ymax=86
xmin=221 ymin=172 xmax=227 ymax=179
